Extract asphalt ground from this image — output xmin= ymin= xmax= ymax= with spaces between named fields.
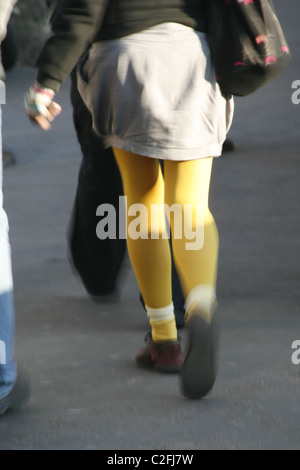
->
xmin=0 ymin=0 xmax=299 ymax=450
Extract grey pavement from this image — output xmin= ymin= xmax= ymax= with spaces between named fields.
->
xmin=0 ymin=1 xmax=300 ymax=450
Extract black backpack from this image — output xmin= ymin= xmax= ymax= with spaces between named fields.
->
xmin=208 ymin=0 xmax=291 ymax=96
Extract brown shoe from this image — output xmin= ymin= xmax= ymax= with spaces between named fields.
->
xmin=136 ymin=336 xmax=184 ymax=373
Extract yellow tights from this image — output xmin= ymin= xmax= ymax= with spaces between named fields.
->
xmin=113 ymin=149 xmax=219 ymax=341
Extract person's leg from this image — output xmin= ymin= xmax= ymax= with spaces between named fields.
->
xmin=0 ymin=105 xmax=17 ymax=401
xmin=164 ymin=158 xmax=219 ymax=321
xmin=113 ymin=148 xmax=179 ymax=345
xmin=1 ymin=21 xmax=19 ymax=73
xmin=0 ymin=291 xmax=17 ymax=400
xmin=164 ymin=158 xmax=219 ymax=398
xmin=68 ymin=70 xmax=126 ymax=297
xmin=138 ymin=159 xmax=185 ymax=328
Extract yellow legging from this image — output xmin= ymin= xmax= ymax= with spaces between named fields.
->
xmin=113 ymin=149 xmax=219 ymax=317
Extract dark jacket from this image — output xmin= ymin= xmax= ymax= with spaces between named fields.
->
xmin=36 ymin=0 xmax=208 ymax=92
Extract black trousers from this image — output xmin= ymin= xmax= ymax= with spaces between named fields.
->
xmin=68 ymin=70 xmax=185 ymax=327
xmin=68 ymin=70 xmax=126 ymax=296
xmin=1 ymin=21 xmax=19 ymax=72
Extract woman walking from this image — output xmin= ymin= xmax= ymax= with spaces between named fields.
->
xmin=25 ymin=0 xmax=233 ymax=399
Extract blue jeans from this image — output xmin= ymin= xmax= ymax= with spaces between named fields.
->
xmin=0 ymin=102 xmax=17 ymax=400
xmin=0 ymin=291 xmax=17 ymax=400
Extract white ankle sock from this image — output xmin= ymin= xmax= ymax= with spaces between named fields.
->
xmin=146 ymin=303 xmax=177 ymax=342
xmin=185 ymin=285 xmax=217 ymax=323
xmin=146 ymin=303 xmax=175 ymax=322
